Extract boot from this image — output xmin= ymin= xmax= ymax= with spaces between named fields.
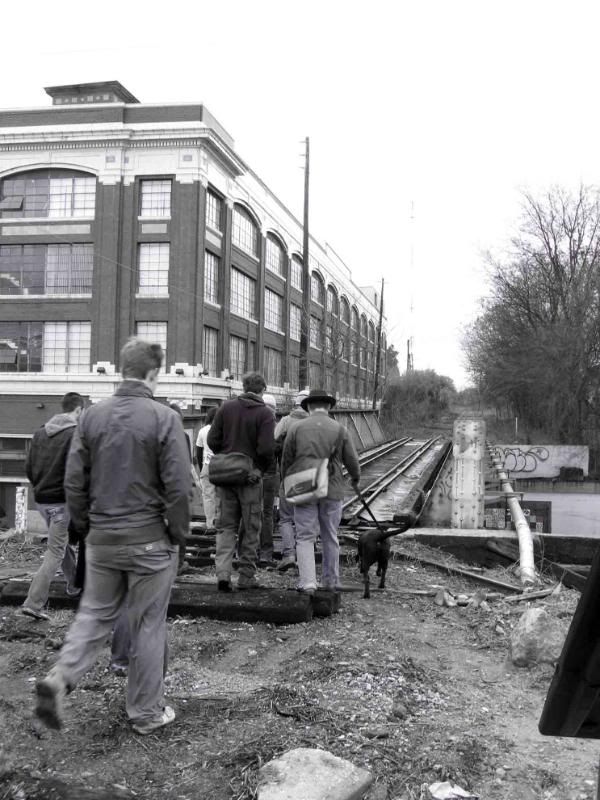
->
xmin=295 ymin=540 xmax=317 ymax=591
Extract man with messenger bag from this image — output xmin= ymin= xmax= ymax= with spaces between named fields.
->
xmin=207 ymin=371 xmax=275 ymax=591
xmin=281 ymin=388 xmax=360 ymax=594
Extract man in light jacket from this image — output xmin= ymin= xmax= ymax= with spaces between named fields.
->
xmin=281 ymin=388 xmax=360 ymax=594
xmin=35 ymin=338 xmax=191 ymax=736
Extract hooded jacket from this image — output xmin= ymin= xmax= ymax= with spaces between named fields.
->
xmin=64 ymin=381 xmax=191 ymax=546
xmin=207 ymin=393 xmax=275 ymax=473
xmin=25 ymin=413 xmax=79 ymax=504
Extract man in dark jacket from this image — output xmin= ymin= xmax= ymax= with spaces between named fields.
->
xmin=35 ymin=338 xmax=191 ymax=736
xmin=281 ymin=388 xmax=360 ymax=594
xmin=22 ymin=392 xmax=85 ymax=620
xmin=207 ymin=371 xmax=274 ymax=591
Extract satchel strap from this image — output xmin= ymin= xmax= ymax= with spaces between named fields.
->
xmin=329 ymin=424 xmax=346 ymax=462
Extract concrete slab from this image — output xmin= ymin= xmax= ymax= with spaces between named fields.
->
xmin=258 ymin=747 xmax=372 ymax=800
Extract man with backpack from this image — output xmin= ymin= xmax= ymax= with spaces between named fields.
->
xmin=207 ymin=371 xmax=275 ymax=591
xmin=281 ymin=388 xmax=360 ymax=594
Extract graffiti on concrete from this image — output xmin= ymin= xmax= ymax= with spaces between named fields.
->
xmin=493 ymin=446 xmax=550 ymax=473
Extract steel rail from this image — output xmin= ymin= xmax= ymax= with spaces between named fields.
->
xmin=356 ymin=437 xmax=412 ymax=468
xmin=343 ymin=437 xmax=441 ymax=514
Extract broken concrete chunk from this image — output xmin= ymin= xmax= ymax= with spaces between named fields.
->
xmin=510 ymin=607 xmax=568 ymax=667
xmin=428 ymin=780 xmax=479 ymax=799
xmin=258 ymin=747 xmax=373 ymax=800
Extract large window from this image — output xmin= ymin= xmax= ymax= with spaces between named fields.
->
xmin=229 ymin=335 xmax=248 ymax=380
xmin=206 ymin=190 xmax=223 ymax=232
xmin=340 ymin=296 xmax=350 ymax=325
xmin=230 ymin=267 xmax=256 ymax=318
xmin=0 ymin=169 xmax=96 ymax=219
xmin=139 ymin=180 xmax=171 ymax=217
xmin=289 ymin=355 xmax=300 ymax=390
xmin=204 ymin=251 xmax=220 ymax=304
xmin=351 ymin=307 xmax=360 ymax=331
xmin=351 ymin=340 xmax=358 ymax=365
xmin=289 ymin=303 xmax=302 ymax=342
xmin=0 ymin=244 xmax=93 ymax=296
xmin=368 ymin=321 xmax=376 ymax=342
xmin=264 ymin=347 xmax=282 ymax=386
xmin=136 ymin=322 xmax=167 ymax=367
xmin=311 ymin=272 xmax=325 ymax=305
xmin=327 ymin=286 xmax=338 ymax=315
xmin=138 ymin=243 xmax=169 ymax=296
xmin=291 ymin=257 xmax=303 ymax=291
xmin=232 ymin=206 xmax=258 ymax=257
xmin=264 ymin=288 xmax=283 ymax=332
xmin=0 ymin=322 xmax=42 ymax=371
xmin=309 ymin=362 xmax=322 ymax=387
xmin=266 ymin=236 xmax=285 ymax=277
xmin=42 ymin=322 xmax=91 ymax=373
xmin=361 ymin=315 xmax=368 ymax=339
xmin=203 ymin=326 xmax=218 ymax=376
xmin=309 ymin=316 xmax=322 ymax=349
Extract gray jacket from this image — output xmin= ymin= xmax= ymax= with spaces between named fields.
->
xmin=65 ymin=380 xmax=191 ymax=546
xmin=281 ymin=410 xmax=360 ymax=501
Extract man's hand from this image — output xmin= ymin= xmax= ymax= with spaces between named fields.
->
xmin=351 ymin=478 xmax=360 ymax=493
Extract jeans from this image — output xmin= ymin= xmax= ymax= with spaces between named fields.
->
xmin=259 ymin=472 xmax=279 ymax=560
xmin=51 ymin=536 xmax=178 ymax=724
xmin=215 ymin=482 xmax=262 ymax=582
xmin=294 ymin=498 xmax=343 ymax=589
xmin=278 ymin=496 xmax=296 ymax=559
xmin=199 ymin=465 xmax=218 ymax=528
xmin=23 ymin=503 xmax=77 ymax=613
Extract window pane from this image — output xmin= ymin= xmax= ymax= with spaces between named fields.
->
xmin=291 ymin=258 xmax=303 ymax=291
xmin=1 ymin=170 xmax=96 ymax=219
xmin=264 ymin=346 xmax=282 ymax=386
xmin=0 ymin=244 xmax=93 ymax=296
xmin=266 ymin=237 xmax=284 ymax=276
xmin=264 ymin=288 xmax=283 ymax=332
xmin=42 ymin=321 xmax=90 ymax=373
xmin=204 ymin=251 xmax=219 ymax=304
xmin=0 ymin=322 xmax=42 ymax=371
xmin=289 ymin=304 xmax=302 ymax=342
xmin=206 ymin=191 xmax=223 ymax=232
xmin=327 ymin=286 xmax=338 ymax=314
xmin=138 ymin=243 xmax=169 ymax=296
xmin=202 ymin=326 xmax=218 ymax=375
xmin=289 ymin=355 xmax=300 ymax=390
xmin=136 ymin=322 xmax=167 ymax=368
xmin=229 ymin=335 xmax=247 ymax=380
xmin=341 ymin=298 xmax=350 ymax=324
xmin=311 ymin=274 xmax=324 ymax=304
xmin=140 ymin=180 xmax=171 ymax=217
xmin=230 ymin=267 xmax=256 ymax=318
xmin=232 ymin=207 xmax=258 ymax=256
xmin=309 ymin=316 xmax=322 ymax=349
xmin=309 ymin=362 xmax=322 ymax=387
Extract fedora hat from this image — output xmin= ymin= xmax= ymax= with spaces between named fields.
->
xmin=300 ymin=388 xmax=337 ymax=411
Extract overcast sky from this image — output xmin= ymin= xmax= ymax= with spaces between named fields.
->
xmin=3 ymin=0 xmax=600 ymax=389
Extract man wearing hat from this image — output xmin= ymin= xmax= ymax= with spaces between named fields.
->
xmin=273 ymin=390 xmax=309 ymax=571
xmin=281 ymin=389 xmax=360 ymax=593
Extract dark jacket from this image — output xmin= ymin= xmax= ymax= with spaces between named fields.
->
xmin=207 ymin=393 xmax=275 ymax=473
xmin=65 ymin=381 xmax=191 ymax=546
xmin=281 ymin=410 xmax=361 ymax=500
xmin=25 ymin=413 xmax=79 ymax=504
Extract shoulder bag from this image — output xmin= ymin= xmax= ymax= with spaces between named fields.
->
xmin=283 ymin=425 xmax=345 ymax=506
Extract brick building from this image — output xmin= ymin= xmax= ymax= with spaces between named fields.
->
xmin=0 ymin=82 xmax=387 ymax=523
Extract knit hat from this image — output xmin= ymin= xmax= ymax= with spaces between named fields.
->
xmin=294 ymin=390 xmax=310 ymax=407
xmin=262 ymin=393 xmax=277 ymax=409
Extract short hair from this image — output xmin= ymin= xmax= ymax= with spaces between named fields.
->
xmin=61 ymin=392 xmax=84 ymax=413
xmin=242 ymin=371 xmax=266 ymax=394
xmin=307 ymin=400 xmax=331 ymax=411
xmin=120 ymin=337 xmax=163 ymax=380
xmin=205 ymin=407 xmax=217 ymax=424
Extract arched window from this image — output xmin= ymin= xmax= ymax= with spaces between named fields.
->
xmin=310 ymin=272 xmax=325 ymax=305
xmin=340 ymin=296 xmax=350 ymax=325
xmin=360 ymin=314 xmax=368 ymax=339
xmin=0 ymin=168 xmax=96 ymax=219
xmin=351 ymin=306 xmax=359 ymax=331
xmin=326 ymin=285 xmax=338 ymax=315
xmin=368 ymin=321 xmax=376 ymax=342
xmin=291 ymin=255 xmax=303 ymax=291
xmin=266 ymin=234 xmax=285 ymax=277
xmin=232 ymin=204 xmax=259 ymax=257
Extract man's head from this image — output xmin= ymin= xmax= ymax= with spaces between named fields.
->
xmin=242 ymin=371 xmax=266 ymax=395
xmin=120 ymin=337 xmax=164 ymax=391
xmin=205 ymin=406 xmax=217 ymax=425
xmin=300 ymin=388 xmax=337 ymax=414
xmin=294 ymin=390 xmax=309 ymax=407
xmin=168 ymin=402 xmax=184 ymax=420
xmin=61 ymin=392 xmax=84 ymax=416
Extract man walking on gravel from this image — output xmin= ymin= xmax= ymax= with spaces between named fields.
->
xmin=208 ymin=371 xmax=275 ymax=591
xmin=35 ymin=338 xmax=191 ymax=735
xmin=281 ymin=388 xmax=360 ymax=594
xmin=22 ymin=392 xmax=85 ymax=620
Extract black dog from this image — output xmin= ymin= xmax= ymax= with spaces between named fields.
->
xmin=356 ymin=514 xmax=415 ymax=599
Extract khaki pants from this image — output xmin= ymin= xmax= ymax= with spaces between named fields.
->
xmin=52 ymin=535 xmax=178 ymax=724
xmin=199 ymin=465 xmax=218 ymax=528
xmin=215 ymin=482 xmax=262 ymax=581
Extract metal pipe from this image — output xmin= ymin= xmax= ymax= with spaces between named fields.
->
xmin=487 ymin=444 xmax=536 ymax=586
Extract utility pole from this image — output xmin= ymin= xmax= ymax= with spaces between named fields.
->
xmin=299 ymin=136 xmax=310 ymax=390
xmin=372 ymin=278 xmax=385 ymax=409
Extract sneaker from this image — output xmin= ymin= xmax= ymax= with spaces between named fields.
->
xmin=132 ymin=705 xmax=175 ymax=735
xmin=237 ymin=576 xmax=262 ymax=590
xmin=217 ymin=580 xmax=232 ymax=592
xmin=110 ymin=663 xmax=128 ymax=677
xmin=65 ymin=587 xmax=82 ymax=598
xmin=21 ymin=606 xmax=50 ymax=621
xmin=35 ymin=671 xmax=67 ymax=730
xmin=277 ymin=556 xmax=296 ymax=572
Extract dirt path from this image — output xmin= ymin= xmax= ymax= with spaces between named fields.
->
xmin=0 ymin=539 xmax=598 ymax=800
